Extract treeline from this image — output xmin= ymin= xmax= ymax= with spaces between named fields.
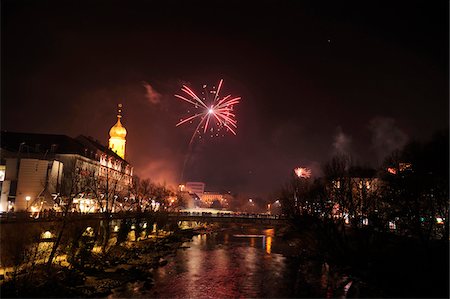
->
xmin=277 ymin=130 xmax=449 ymax=297
xmin=278 ymin=129 xmax=448 ymax=242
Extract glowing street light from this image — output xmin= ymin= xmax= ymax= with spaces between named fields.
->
xmin=25 ymin=196 xmax=31 ymax=211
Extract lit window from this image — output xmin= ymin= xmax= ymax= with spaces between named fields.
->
xmin=42 ymin=231 xmax=53 ymax=239
xmin=0 ymin=166 xmax=5 ymax=182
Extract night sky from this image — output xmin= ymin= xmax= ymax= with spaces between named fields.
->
xmin=2 ymin=0 xmax=448 ymax=198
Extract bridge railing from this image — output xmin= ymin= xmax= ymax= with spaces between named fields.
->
xmin=0 ymin=210 xmax=287 ymax=223
xmin=169 ymin=211 xmax=286 ymax=220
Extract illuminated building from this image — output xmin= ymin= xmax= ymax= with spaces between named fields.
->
xmin=0 ymin=131 xmax=133 ymax=212
xmin=385 ymin=162 xmax=413 ymax=177
xmin=327 ymin=167 xmax=380 ymax=219
xmin=109 ymin=104 xmax=127 ymax=159
xmin=200 ymin=192 xmax=232 ymax=208
xmin=387 ymin=162 xmax=413 ymax=175
xmin=185 ymin=182 xmax=205 ymax=197
xmin=330 ymin=177 xmax=380 ymax=195
xmin=399 ymin=162 xmax=412 ymax=172
xmin=180 ymin=182 xmax=233 ymax=209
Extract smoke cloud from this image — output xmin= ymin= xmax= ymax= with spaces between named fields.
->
xmin=142 ymin=81 xmax=162 ymax=104
xmin=135 ymin=159 xmax=179 ymax=189
xmin=369 ymin=116 xmax=408 ymax=161
xmin=332 ymin=126 xmax=352 ymax=155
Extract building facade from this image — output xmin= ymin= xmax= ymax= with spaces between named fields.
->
xmin=0 ymin=107 xmax=133 ymax=212
xmin=200 ymin=192 xmax=232 ymax=209
xmin=185 ymin=182 xmax=206 ymax=197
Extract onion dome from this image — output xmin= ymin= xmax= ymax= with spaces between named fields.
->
xmin=109 ymin=104 xmax=127 ymax=139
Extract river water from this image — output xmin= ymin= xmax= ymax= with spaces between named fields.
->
xmin=111 ymin=224 xmax=344 ymax=298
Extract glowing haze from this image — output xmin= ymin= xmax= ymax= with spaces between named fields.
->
xmin=2 ymin=1 xmax=447 ymax=199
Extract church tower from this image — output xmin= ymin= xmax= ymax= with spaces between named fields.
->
xmin=109 ymin=104 xmax=127 ymax=159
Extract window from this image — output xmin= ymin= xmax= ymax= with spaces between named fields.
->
xmin=50 ymin=144 xmax=58 ymax=153
xmin=0 ymin=165 xmax=5 ymax=181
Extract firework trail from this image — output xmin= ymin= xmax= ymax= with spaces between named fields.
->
xmin=175 ymin=79 xmax=241 ymax=181
xmin=294 ymin=167 xmax=312 ymax=179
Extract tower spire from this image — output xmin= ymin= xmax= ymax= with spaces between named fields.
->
xmin=117 ymin=103 xmax=122 ymax=119
xmin=109 ymin=103 xmax=127 ymax=159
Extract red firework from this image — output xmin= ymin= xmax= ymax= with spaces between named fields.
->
xmin=175 ymin=79 xmax=241 ymax=138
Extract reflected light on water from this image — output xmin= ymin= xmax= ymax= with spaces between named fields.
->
xmin=214 ymin=248 xmax=229 ymax=269
xmin=264 ymin=228 xmax=275 ymax=236
xmin=192 ymin=234 xmax=201 ymax=246
xmin=185 ymin=237 xmax=203 ymax=298
xmin=241 ymin=246 xmax=258 ymax=297
xmin=266 ymin=236 xmax=272 ymax=254
xmin=119 ymin=227 xmax=300 ymax=298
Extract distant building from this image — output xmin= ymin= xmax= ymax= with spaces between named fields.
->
xmin=328 ymin=174 xmax=380 ymax=221
xmin=180 ymin=182 xmax=233 ymax=209
xmin=185 ymin=182 xmax=205 ymax=197
xmin=200 ymin=192 xmax=232 ymax=208
xmin=387 ymin=162 xmax=413 ymax=175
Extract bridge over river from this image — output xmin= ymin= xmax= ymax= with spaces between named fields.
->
xmin=0 ymin=211 xmax=289 ymax=226
xmin=168 ymin=212 xmax=288 ymax=225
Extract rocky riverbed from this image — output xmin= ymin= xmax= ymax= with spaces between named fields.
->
xmin=0 ymin=228 xmax=206 ymax=298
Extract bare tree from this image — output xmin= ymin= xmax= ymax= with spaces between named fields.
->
xmin=83 ymin=164 xmax=127 ymax=253
xmin=126 ymin=176 xmax=152 ymax=212
xmin=46 ymin=160 xmax=83 ymax=269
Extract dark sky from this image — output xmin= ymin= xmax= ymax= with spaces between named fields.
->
xmin=2 ymin=0 xmax=448 ymax=198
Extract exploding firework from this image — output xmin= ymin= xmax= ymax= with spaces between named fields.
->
xmin=176 ymin=79 xmax=241 ymax=182
xmin=175 ymin=79 xmax=241 ymax=139
xmin=294 ymin=167 xmax=312 ymax=179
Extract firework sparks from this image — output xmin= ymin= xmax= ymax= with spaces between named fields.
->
xmin=175 ymin=79 xmax=241 ymax=138
xmin=294 ymin=167 xmax=312 ymax=178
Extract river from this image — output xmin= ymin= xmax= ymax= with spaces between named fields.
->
xmin=109 ymin=224 xmax=350 ymax=298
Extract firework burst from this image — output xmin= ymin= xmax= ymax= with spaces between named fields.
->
xmin=294 ymin=167 xmax=312 ymax=179
xmin=175 ymin=79 xmax=241 ymax=139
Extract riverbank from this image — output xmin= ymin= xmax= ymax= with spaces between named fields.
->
xmin=288 ymin=216 xmax=449 ymax=298
xmin=0 ymin=227 xmax=209 ymax=298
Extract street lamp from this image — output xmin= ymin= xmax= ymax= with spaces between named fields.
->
xmin=25 ymin=196 xmax=31 ymax=211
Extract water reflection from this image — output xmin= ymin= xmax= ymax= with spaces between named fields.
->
xmin=114 ymin=226 xmax=315 ymax=298
xmin=250 ymin=236 xmax=256 ymax=247
xmin=108 ymin=224 xmax=374 ymax=299
xmin=266 ymin=236 xmax=272 ymax=254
